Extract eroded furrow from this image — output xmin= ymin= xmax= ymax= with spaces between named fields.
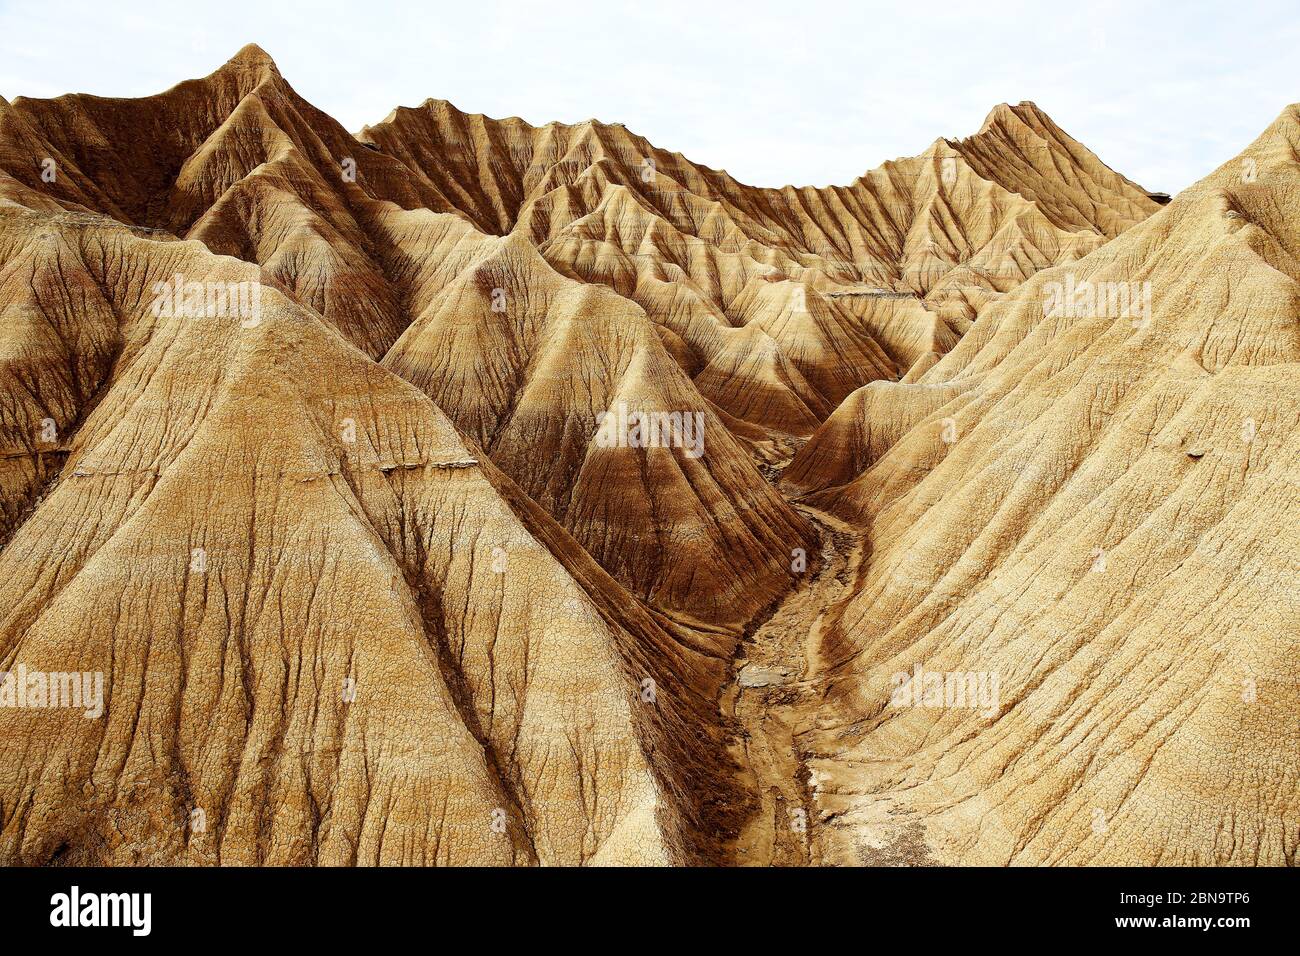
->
xmin=724 ymin=501 xmax=865 ymax=866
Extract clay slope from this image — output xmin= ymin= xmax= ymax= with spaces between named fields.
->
xmin=362 ymin=95 xmax=1160 ymax=424
xmin=793 ymin=106 xmax=1300 ymax=866
xmin=381 ymin=231 xmax=814 ymax=632
xmin=1 ymin=48 xmax=1160 ymax=418
xmin=0 ymin=46 xmax=1211 ymax=869
xmin=0 ymin=201 xmax=753 ymax=865
xmin=0 ymin=47 xmax=821 ymax=632
xmin=0 ymin=49 xmax=1164 ymax=634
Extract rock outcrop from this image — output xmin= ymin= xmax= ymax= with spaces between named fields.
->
xmin=6 ymin=47 xmax=1285 ymax=869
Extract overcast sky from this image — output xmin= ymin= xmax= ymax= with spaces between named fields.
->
xmin=0 ymin=0 xmax=1294 ymax=194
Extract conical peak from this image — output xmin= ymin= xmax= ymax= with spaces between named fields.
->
xmin=222 ymin=44 xmax=281 ymax=77
xmin=978 ymin=101 xmax=1050 ymax=133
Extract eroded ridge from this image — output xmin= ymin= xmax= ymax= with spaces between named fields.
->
xmin=1 ymin=45 xmax=1291 ymax=868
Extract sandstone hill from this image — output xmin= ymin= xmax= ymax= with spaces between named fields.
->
xmin=2 ymin=46 xmax=1287 ymax=868
xmin=788 ymin=105 xmax=1300 ymax=866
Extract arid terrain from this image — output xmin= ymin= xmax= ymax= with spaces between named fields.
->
xmin=0 ymin=46 xmax=1294 ymax=866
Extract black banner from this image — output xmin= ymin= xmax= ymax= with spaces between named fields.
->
xmin=0 ymin=866 xmax=1280 ymax=943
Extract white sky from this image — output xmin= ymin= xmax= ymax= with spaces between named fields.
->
xmin=0 ymin=0 xmax=1294 ymax=194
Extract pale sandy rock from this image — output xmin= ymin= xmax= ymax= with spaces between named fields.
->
xmin=2 ymin=46 xmax=1288 ymax=871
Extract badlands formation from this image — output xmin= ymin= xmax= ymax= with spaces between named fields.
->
xmin=0 ymin=46 xmax=1292 ymax=865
